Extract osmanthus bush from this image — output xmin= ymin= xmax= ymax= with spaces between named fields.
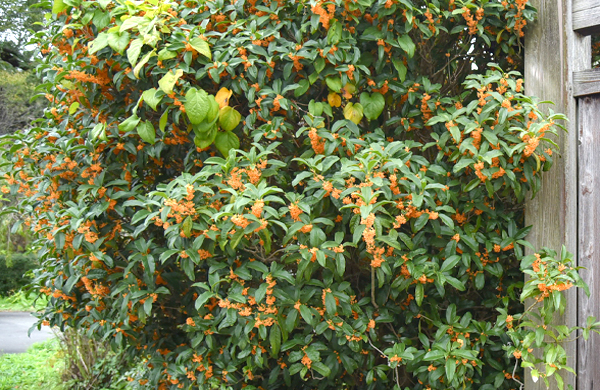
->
xmin=2 ymin=0 xmax=600 ymax=388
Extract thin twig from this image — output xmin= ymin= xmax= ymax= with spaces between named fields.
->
xmin=511 ymin=358 xmax=524 ymax=390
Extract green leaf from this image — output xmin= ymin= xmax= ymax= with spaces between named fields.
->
xmin=194 ymin=126 xmax=217 ymax=149
xmin=159 ymin=110 xmax=169 ymax=132
xmin=449 ymin=124 xmax=461 ymax=144
xmin=182 ymin=216 xmax=192 ymax=238
xmin=445 ymin=358 xmax=456 ymax=383
xmin=133 ymin=50 xmax=156 ymax=79
xmin=398 ymin=34 xmax=416 ymax=57
xmin=214 ymin=131 xmax=240 ymax=156
xmin=269 ymin=325 xmax=282 ymax=356
xmin=312 ymin=362 xmax=331 ymax=377
xmin=360 ymin=92 xmax=385 ymax=121
xmin=325 ymin=291 xmax=337 ymax=315
xmin=158 ymin=69 xmax=183 ymax=95
xmin=138 ymin=121 xmax=156 ymax=144
xmin=69 ymin=102 xmax=79 ymax=115
xmin=415 ymin=283 xmax=424 ymax=306
xmin=118 ymin=114 xmax=141 ymax=132
xmin=299 ymin=305 xmax=313 ymax=326
xmin=195 ymin=291 xmax=214 ymax=310
xmin=89 ymin=32 xmax=109 ymax=54
xmin=188 ymin=37 xmax=212 ymax=59
xmin=314 ymin=57 xmax=325 ymax=73
xmin=142 ymin=88 xmax=162 ymax=111
xmin=327 ymin=21 xmax=342 ymax=45
xmin=294 ymin=80 xmax=310 ymax=97
xmin=440 ymin=255 xmax=461 ymax=273
xmin=120 ymin=16 xmax=145 ymax=32
xmin=218 ymin=106 xmax=242 ymax=131
xmin=392 ymin=58 xmax=407 ymax=82
xmin=108 ymin=31 xmax=130 ymax=54
xmin=325 ymin=77 xmax=342 ymax=93
xmin=424 ymin=350 xmax=445 ymax=360
xmin=445 ymin=275 xmax=465 ymax=291
xmin=127 ymin=38 xmax=144 ymax=67
xmin=158 ymin=47 xmax=177 ymax=61
xmin=185 ymin=88 xmax=209 ymax=124
xmin=91 ymin=123 xmax=106 ymax=140
xmin=205 ymin=96 xmax=220 ymax=122
xmin=52 ymin=0 xmax=67 ymax=14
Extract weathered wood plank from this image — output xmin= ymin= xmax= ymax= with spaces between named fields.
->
xmin=573 ymin=0 xmax=600 ymax=35
xmin=573 ymin=68 xmax=600 ymax=97
xmin=525 ymin=0 xmax=590 ymax=389
xmin=577 ymin=96 xmax=600 ymax=390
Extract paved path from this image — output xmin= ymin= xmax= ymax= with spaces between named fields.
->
xmin=0 ymin=312 xmax=54 ymax=354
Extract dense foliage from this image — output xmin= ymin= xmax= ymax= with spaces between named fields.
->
xmin=0 ymin=70 xmax=46 ymax=134
xmin=0 ymin=253 xmax=39 ymax=295
xmin=2 ymin=0 xmax=597 ymax=389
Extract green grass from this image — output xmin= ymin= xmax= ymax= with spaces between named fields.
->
xmin=0 ymin=291 xmax=48 ymax=312
xmin=0 ymin=338 xmax=64 ymax=390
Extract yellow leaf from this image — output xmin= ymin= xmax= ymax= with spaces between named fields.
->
xmin=342 ymin=83 xmax=356 ymax=99
xmin=343 ymin=102 xmax=364 ymax=125
xmin=327 ymin=92 xmax=341 ymax=107
xmin=215 ymin=87 xmax=233 ymax=109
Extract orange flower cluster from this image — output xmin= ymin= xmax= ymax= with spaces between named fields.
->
xmin=513 ymin=0 xmax=528 ymax=37
xmin=288 ymin=203 xmax=303 ymax=221
xmin=81 ymin=276 xmax=110 ymax=297
xmin=360 ymin=213 xmax=386 ymax=268
xmin=462 ymin=7 xmax=484 ymax=35
xmin=163 ymin=198 xmax=196 ymax=224
xmin=522 ymin=134 xmax=539 ymax=157
xmin=311 ymin=0 xmax=336 ymax=29
xmin=78 ymin=221 xmax=99 ymax=243
xmin=473 ymin=161 xmax=487 ymax=181
xmin=308 ymin=128 xmax=325 ymax=154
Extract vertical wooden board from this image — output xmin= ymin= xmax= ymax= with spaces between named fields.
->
xmin=524 ymin=0 xmax=589 ymax=389
xmin=577 ymin=96 xmax=600 ymax=390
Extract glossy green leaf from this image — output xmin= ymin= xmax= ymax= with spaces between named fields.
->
xmin=185 ymin=88 xmax=209 ymax=124
xmin=398 ymin=34 xmax=416 ymax=57
xmin=108 ymin=31 xmax=130 ymax=54
xmin=138 ymin=121 xmax=156 ymax=144
xmin=127 ymin=38 xmax=144 ymax=67
xmin=360 ymin=92 xmax=385 ymax=121
xmin=118 ymin=114 xmax=140 ymax=132
xmin=142 ymin=88 xmax=162 ymax=111
xmin=214 ymin=130 xmax=239 ymax=156
xmin=189 ymin=37 xmax=212 ymax=59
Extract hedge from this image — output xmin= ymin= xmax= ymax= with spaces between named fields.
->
xmin=1 ymin=0 xmax=599 ymax=389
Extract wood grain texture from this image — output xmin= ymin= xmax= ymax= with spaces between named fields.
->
xmin=573 ymin=0 xmax=600 ymax=35
xmin=577 ymin=96 xmax=600 ymax=390
xmin=573 ymin=68 xmax=600 ymax=97
xmin=524 ymin=0 xmax=589 ymax=389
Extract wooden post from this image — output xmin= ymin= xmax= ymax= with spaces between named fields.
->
xmin=524 ymin=0 xmax=590 ymax=389
xmin=576 ymin=96 xmax=600 ymax=390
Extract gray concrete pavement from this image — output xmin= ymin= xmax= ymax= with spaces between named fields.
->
xmin=0 ymin=312 xmax=54 ymax=354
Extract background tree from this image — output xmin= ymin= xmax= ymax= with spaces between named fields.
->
xmin=0 ymin=0 xmax=49 ymax=135
xmin=0 ymin=0 xmax=49 ymax=70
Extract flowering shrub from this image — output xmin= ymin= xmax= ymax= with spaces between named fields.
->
xmin=3 ymin=0 xmax=600 ymax=389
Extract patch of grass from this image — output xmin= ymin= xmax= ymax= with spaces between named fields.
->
xmin=0 ymin=338 xmax=64 ymax=390
xmin=0 ymin=291 xmax=48 ymax=312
